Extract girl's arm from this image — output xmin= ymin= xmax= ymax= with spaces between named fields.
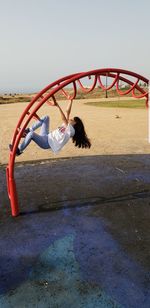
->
xmin=55 ymin=102 xmax=68 ymax=126
xmin=66 ymin=100 xmax=73 ymax=121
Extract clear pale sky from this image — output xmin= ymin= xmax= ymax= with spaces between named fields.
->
xmin=0 ymin=0 xmax=149 ymax=93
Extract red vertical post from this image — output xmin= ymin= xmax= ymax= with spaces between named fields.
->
xmin=8 ymin=177 xmax=19 ymax=217
xmin=6 ymin=162 xmax=19 ymax=217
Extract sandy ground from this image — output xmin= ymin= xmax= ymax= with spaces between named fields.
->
xmin=0 ymin=98 xmax=149 ymax=165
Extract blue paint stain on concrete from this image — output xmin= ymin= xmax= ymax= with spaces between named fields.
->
xmin=0 ymin=234 xmax=122 ymax=308
xmin=0 ymin=202 xmax=150 ymax=307
xmin=73 ymin=215 xmax=150 ymax=308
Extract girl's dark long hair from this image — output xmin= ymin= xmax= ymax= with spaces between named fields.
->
xmin=72 ymin=117 xmax=91 ymax=149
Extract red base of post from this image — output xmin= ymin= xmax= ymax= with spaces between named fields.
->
xmin=9 ymin=178 xmax=19 ymax=217
xmin=6 ymin=166 xmax=19 ymax=217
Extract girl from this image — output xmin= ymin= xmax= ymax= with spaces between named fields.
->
xmin=9 ymin=100 xmax=91 ymax=156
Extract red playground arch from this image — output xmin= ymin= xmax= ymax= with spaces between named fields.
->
xmin=6 ymin=68 xmax=149 ymax=216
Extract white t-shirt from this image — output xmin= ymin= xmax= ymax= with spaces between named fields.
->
xmin=48 ymin=123 xmax=75 ymax=153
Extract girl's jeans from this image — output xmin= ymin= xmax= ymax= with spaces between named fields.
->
xmin=19 ymin=116 xmax=51 ymax=152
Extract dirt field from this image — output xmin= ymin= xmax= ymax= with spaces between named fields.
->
xmin=0 ymin=98 xmax=149 ymax=165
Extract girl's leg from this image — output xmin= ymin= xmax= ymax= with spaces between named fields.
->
xmin=18 ymin=115 xmax=50 ymax=153
xmin=39 ymin=115 xmax=49 ymax=136
xmin=19 ymin=131 xmax=34 ymax=152
xmin=19 ymin=131 xmax=50 ymax=152
xmin=32 ymin=133 xmax=50 ymax=149
xmin=30 ymin=116 xmax=50 ymax=134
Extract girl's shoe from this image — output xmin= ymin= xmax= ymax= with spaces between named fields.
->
xmin=9 ymin=144 xmax=22 ymax=156
xmin=22 ymin=128 xmax=30 ymax=138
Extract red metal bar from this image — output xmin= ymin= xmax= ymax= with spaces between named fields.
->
xmin=41 ymin=95 xmax=56 ymax=106
xmin=116 ymin=78 xmax=139 ymax=96
xmin=77 ymin=75 xmax=97 ymax=93
xmin=97 ymin=73 xmax=119 ymax=91
xmin=59 ymin=81 xmax=77 ymax=100
xmin=132 ymin=87 xmax=149 ymax=99
xmin=26 ymin=111 xmax=41 ymax=121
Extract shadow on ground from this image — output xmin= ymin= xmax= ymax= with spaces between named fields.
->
xmin=0 ymin=154 xmax=150 ymax=307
